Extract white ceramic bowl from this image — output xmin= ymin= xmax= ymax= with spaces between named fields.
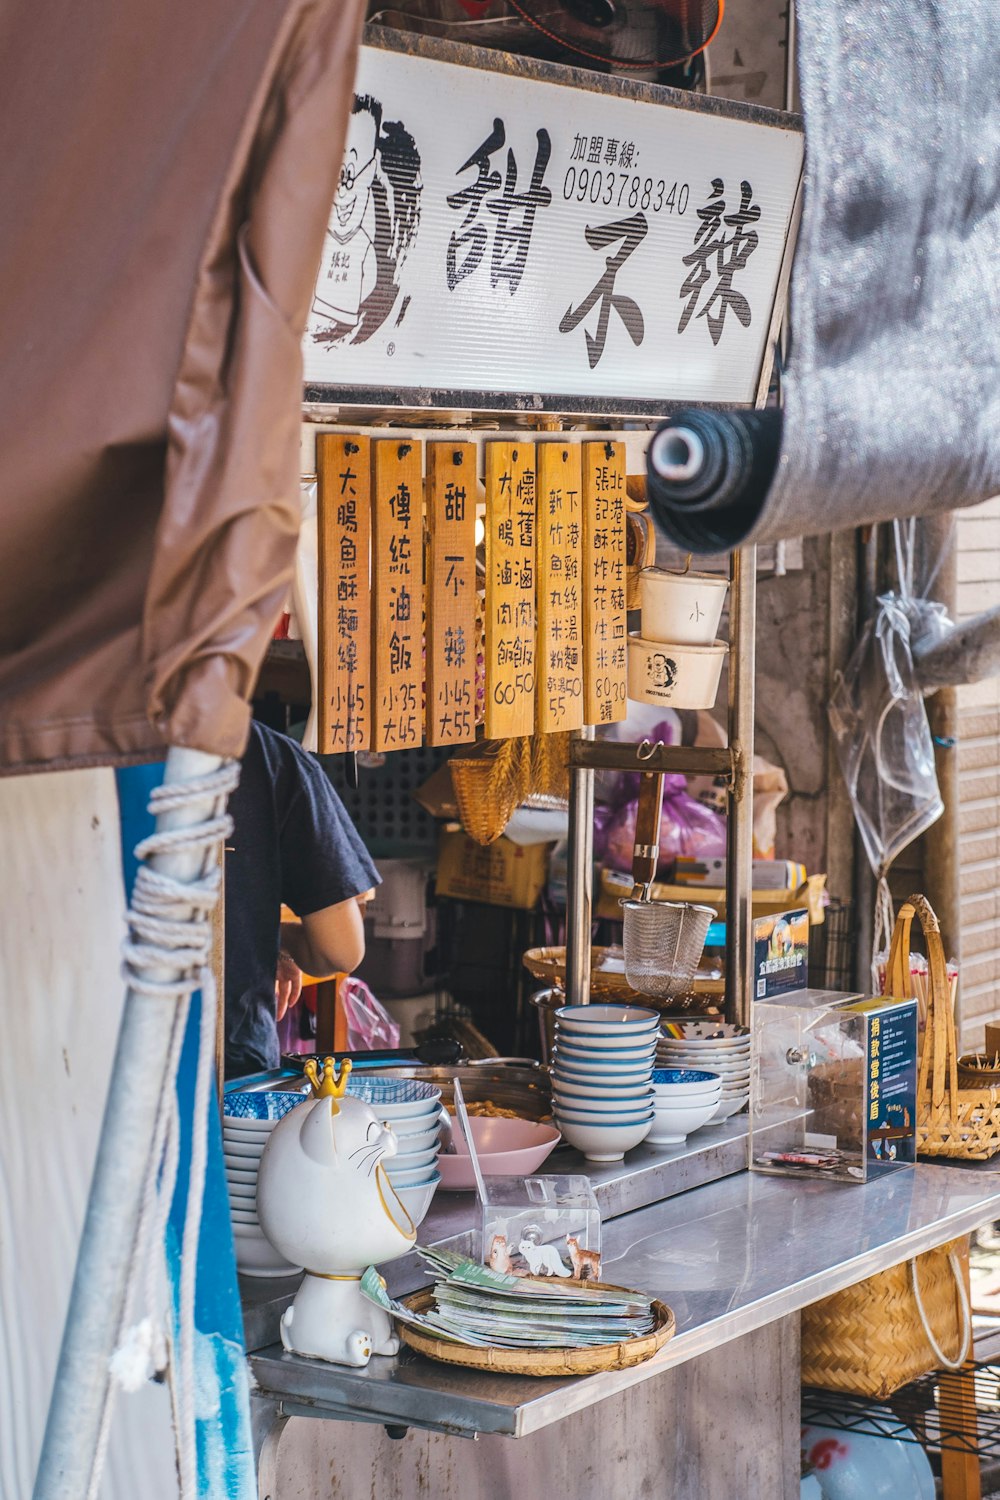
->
xmin=226 ymin=1182 xmax=257 ymax=1202
xmin=556 ymin=1027 xmax=659 ymax=1053
xmin=553 ymin=1087 xmax=652 ymax=1114
xmin=231 ymin=1223 xmax=301 ymax=1278
xmin=386 ymin=1161 xmax=440 ymax=1188
xmin=222 ymin=1116 xmax=279 ymax=1136
xmin=638 ymin=566 xmax=729 ymax=646
xmin=223 ymin=1137 xmax=267 ymax=1161
xmin=388 ymin=1127 xmax=440 ymax=1158
xmin=658 ymin=1050 xmax=748 ymax=1073
xmin=225 ymin=1163 xmax=259 ymax=1184
xmin=554 ymin=1103 xmax=653 ymax=1127
xmin=661 ymin=1022 xmax=749 ymax=1044
xmin=345 ymin=1079 xmax=442 ymax=1122
xmin=555 ymin=1038 xmax=658 ymax=1064
xmin=556 ymin=1004 xmax=659 ymax=1032
xmin=553 ymin=1074 xmax=656 ymax=1100
xmin=627 ymin=632 xmax=728 ymax=710
xmin=648 ymin=1096 xmax=720 ymax=1143
xmin=706 ymin=1094 xmax=749 ymax=1122
xmin=557 ymin=1115 xmax=653 ymax=1162
xmin=651 ymin=1068 xmax=722 ymax=1096
xmin=552 ymin=1063 xmax=654 ymax=1090
xmin=552 ymin=1046 xmax=655 ymax=1073
xmin=230 ymin=1206 xmax=260 ymax=1226
xmin=386 ymin=1143 xmax=439 ymax=1173
xmin=390 ymin=1173 xmax=440 ymax=1228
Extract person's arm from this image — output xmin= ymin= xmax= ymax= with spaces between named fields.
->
xmin=279 ymin=888 xmax=375 ymax=979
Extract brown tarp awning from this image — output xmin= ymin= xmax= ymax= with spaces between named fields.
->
xmin=0 ymin=0 xmax=365 ymax=773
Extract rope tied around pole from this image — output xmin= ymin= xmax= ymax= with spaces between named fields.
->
xmin=87 ymin=758 xmax=240 ymax=1500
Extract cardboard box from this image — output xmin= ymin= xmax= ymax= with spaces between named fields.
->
xmin=436 ymin=829 xmax=551 ymax=910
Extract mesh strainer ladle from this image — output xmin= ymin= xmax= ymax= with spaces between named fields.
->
xmin=621 ymin=739 xmax=716 ymax=999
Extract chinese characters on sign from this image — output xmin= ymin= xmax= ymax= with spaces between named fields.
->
xmin=582 ymin=441 xmax=628 ymax=726
xmin=447 ymin=120 xmax=553 ymax=294
xmin=485 ymin=442 xmax=536 ymax=738
xmin=560 ymin=213 xmax=648 ymax=369
xmin=426 ymin=442 xmax=477 ymax=746
xmin=678 ymin=178 xmax=761 ymax=345
xmin=536 ymin=445 xmax=584 ymax=733
xmin=371 ymin=441 xmax=424 ymax=752
xmin=317 ymin=433 xmax=371 ymax=752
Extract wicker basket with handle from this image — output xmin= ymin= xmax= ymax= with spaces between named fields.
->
xmin=888 ymin=893 xmax=1000 ymax=1159
xmin=800 ymin=1237 xmax=972 ymax=1398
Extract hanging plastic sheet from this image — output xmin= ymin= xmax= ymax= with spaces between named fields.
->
xmin=647 ymin=0 xmax=1000 ymax=550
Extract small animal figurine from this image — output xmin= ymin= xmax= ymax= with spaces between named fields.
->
xmin=256 ymin=1060 xmax=416 ymax=1367
xmin=566 ymin=1235 xmax=601 ymax=1282
xmin=518 ymin=1236 xmax=571 ymax=1277
xmin=487 ymin=1234 xmax=515 ymax=1275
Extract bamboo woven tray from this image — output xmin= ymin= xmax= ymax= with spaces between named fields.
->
xmin=399 ymin=1285 xmax=675 ymax=1377
xmin=523 ymin=946 xmax=644 ymax=1001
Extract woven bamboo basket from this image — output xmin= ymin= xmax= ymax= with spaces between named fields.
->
xmin=800 ymin=1237 xmax=971 ymax=1398
xmin=449 ymin=738 xmax=531 ymax=846
xmin=889 ymin=894 xmax=1000 ymax=1159
xmin=399 ymin=1285 xmax=675 ymax=1376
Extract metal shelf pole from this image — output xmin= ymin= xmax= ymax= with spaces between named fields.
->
xmin=725 ymin=546 xmax=757 ymax=1026
xmin=565 ymin=725 xmax=596 ymax=1006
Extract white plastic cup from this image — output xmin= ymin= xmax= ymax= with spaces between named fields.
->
xmin=639 ymin=567 xmax=729 ymax=646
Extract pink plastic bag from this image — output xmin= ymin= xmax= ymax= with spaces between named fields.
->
xmin=340 ymin=976 xmax=401 ymax=1052
xmin=601 ymin=779 xmax=727 ymax=874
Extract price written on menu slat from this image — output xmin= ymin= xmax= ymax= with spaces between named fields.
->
xmin=426 ymin=441 xmax=476 ymax=746
xmin=316 ymin=432 xmax=371 ymax=753
xmin=371 ymin=440 xmax=424 ymax=752
xmin=536 ymin=443 xmax=584 ymax=733
xmin=582 ymin=440 xmax=628 ymax=725
xmin=485 ymin=442 xmax=537 ymax=739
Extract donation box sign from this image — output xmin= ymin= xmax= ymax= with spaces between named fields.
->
xmin=303 ymin=30 xmax=803 ymax=412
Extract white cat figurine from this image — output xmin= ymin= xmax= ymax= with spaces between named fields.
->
xmin=518 ymin=1237 xmax=571 ymax=1277
xmin=256 ymin=1064 xmax=416 ymax=1367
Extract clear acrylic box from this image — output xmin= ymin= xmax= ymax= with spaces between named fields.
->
xmin=750 ymin=989 xmax=918 ymax=1184
xmin=477 ymin=1175 xmax=602 ymax=1281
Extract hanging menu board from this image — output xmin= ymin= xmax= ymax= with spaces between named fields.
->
xmin=426 ymin=441 xmax=477 ymax=746
xmin=371 ymin=440 xmax=424 ymax=752
xmin=316 ymin=433 xmax=371 ymax=752
xmin=582 ymin=440 xmax=628 ymax=726
xmin=485 ymin=441 xmax=536 ymax=739
xmin=536 ymin=443 xmax=584 ymax=734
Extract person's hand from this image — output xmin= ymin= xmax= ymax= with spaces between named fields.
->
xmin=275 ymin=950 xmax=304 ymax=1022
xmin=355 ymin=887 xmax=376 ymax=914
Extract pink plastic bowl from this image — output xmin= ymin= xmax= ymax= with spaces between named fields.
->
xmin=436 ymin=1116 xmax=561 ymax=1190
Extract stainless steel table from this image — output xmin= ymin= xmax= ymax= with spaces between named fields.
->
xmin=249 ymin=1161 xmax=1000 ymax=1441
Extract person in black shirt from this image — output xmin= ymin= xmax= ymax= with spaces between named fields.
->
xmin=224 ymin=722 xmax=379 ymax=1079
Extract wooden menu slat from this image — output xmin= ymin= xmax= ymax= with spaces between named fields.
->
xmin=536 ymin=443 xmax=584 ymax=734
xmin=485 ymin=441 xmax=536 ymax=739
xmin=371 ymin=439 xmax=424 ymax=752
xmin=316 ymin=432 xmax=371 ymax=752
xmin=426 ymin=441 xmax=477 ymax=747
xmin=582 ymin=439 xmax=628 ymax=726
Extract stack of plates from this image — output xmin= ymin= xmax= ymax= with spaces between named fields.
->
xmin=657 ymin=1022 xmax=750 ymax=1121
xmin=550 ymin=1004 xmax=658 ymax=1162
xmin=347 ymin=1077 xmax=443 ymax=1227
xmin=223 ymin=1089 xmax=307 ymax=1277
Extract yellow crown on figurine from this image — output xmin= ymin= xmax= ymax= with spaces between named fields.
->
xmin=304 ymin=1057 xmax=353 ymax=1111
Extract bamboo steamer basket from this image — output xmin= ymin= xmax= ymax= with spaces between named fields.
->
xmin=800 ymin=1237 xmax=971 ymax=1398
xmin=399 ymin=1286 xmax=675 ymax=1376
xmin=889 ymin=894 xmax=1000 ymax=1159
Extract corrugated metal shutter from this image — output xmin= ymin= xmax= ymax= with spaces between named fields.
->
xmin=957 ymin=497 xmax=1000 ymax=1049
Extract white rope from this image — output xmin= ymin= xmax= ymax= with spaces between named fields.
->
xmin=86 ymin=758 xmax=239 ymax=1500
xmin=911 ymin=1249 xmax=972 ymax=1371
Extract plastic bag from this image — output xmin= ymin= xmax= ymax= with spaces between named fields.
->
xmin=339 ymin=976 xmax=401 ymax=1052
xmin=829 ymin=590 xmax=942 ymax=878
xmin=601 ymin=775 xmax=727 ymax=874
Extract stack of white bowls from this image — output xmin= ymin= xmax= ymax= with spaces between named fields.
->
xmin=657 ymin=1022 xmax=750 ymax=1120
xmin=550 ymin=1004 xmax=658 ymax=1162
xmin=346 ymin=1077 xmax=442 ymax=1227
xmin=223 ymin=1089 xmax=308 ymax=1277
xmin=627 ymin=566 xmax=730 ymax=710
xmin=648 ymin=1069 xmax=722 ymax=1146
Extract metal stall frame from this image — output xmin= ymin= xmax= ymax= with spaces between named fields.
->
xmin=564 ymin=546 xmax=757 ymax=1024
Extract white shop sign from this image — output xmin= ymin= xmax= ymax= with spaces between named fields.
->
xmin=303 ymin=34 xmax=803 ymax=412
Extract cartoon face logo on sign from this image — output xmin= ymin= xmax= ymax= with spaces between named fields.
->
xmin=646 ymin=652 xmax=677 ymax=693
xmin=311 ymin=94 xmax=422 ymax=347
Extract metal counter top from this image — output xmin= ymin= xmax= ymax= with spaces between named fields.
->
xmin=248 ymin=1161 xmax=1000 ymax=1439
